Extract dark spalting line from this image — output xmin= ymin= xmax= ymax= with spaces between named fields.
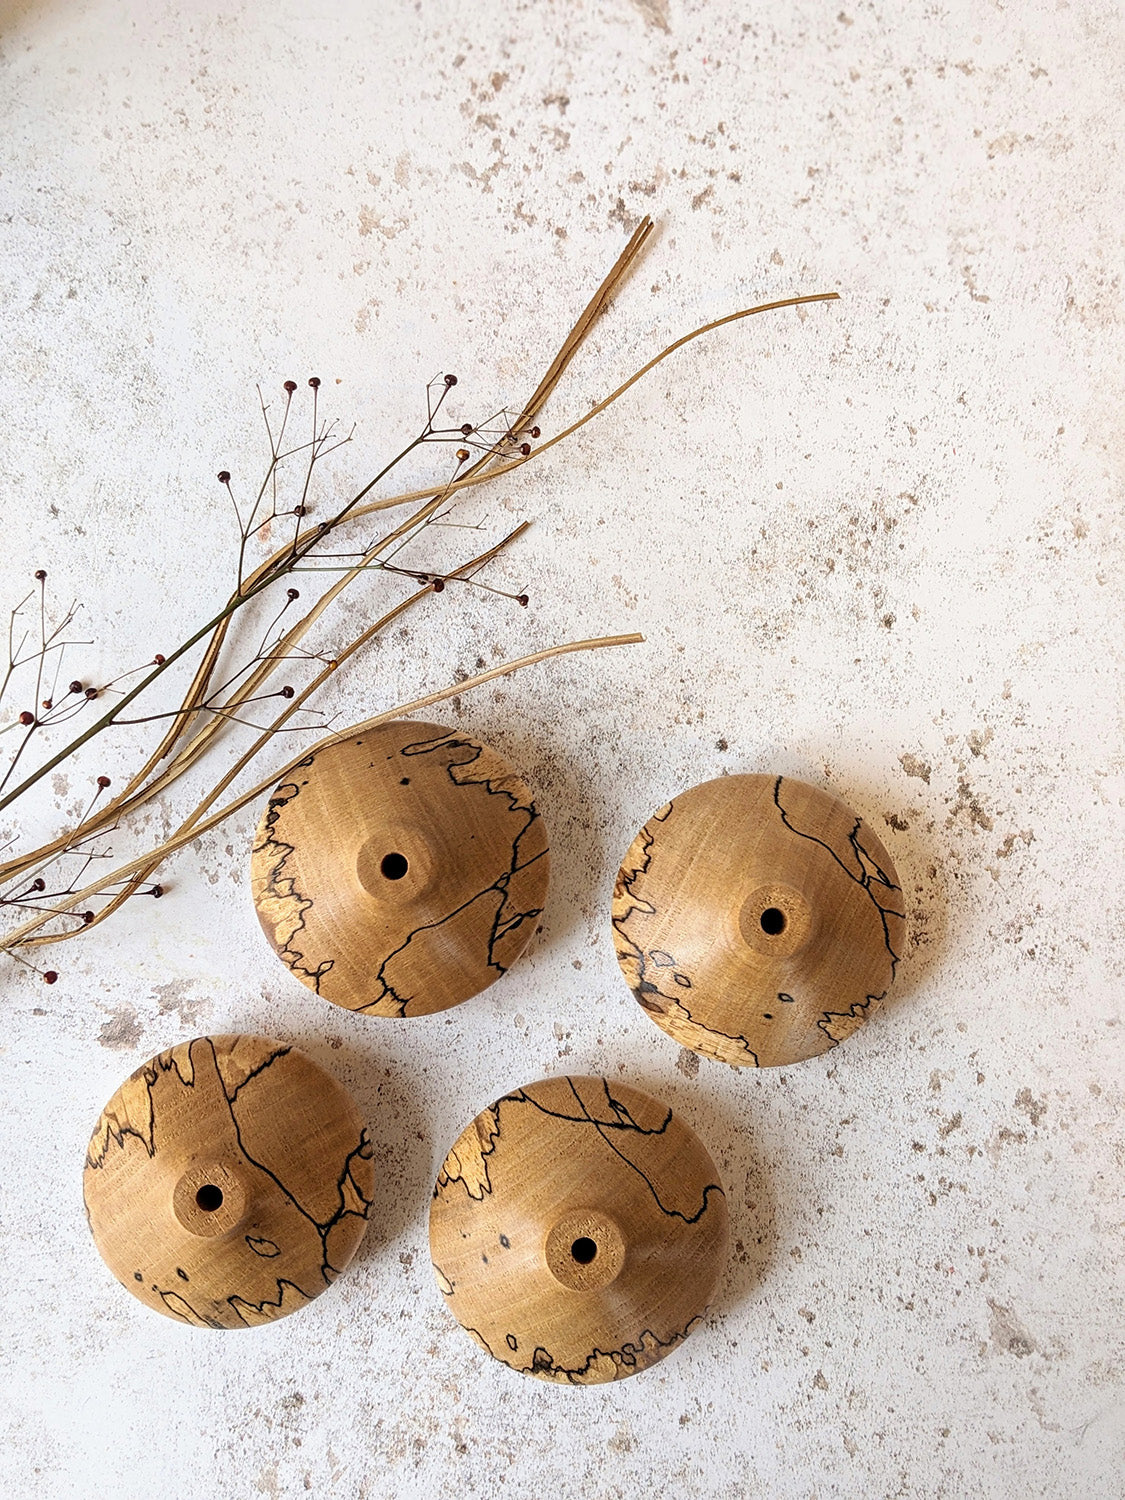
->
xmin=254 ymin=756 xmax=334 ymax=993
xmin=246 ymin=1236 xmax=281 ymax=1258
xmin=612 ymin=814 xmax=761 ymax=1067
xmin=225 ymin=1045 xmax=292 ymax=1102
xmin=817 ymin=988 xmax=887 ymax=1042
xmin=435 ymin=1079 xmax=724 ymax=1227
xmin=772 ymin=775 xmax=905 ymax=977
xmin=227 ymin=1278 xmax=310 ymax=1326
xmin=520 ymin=1314 xmax=705 ymax=1383
xmin=359 ymin=733 xmax=547 ymax=1016
xmin=433 ymin=1100 xmax=503 ymax=1201
xmin=156 ymin=1288 xmax=226 ymax=1328
xmin=360 ymin=848 xmax=547 ymax=1017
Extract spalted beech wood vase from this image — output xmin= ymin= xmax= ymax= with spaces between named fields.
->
xmin=251 ymin=721 xmax=549 ymax=1016
xmin=613 ymin=774 xmax=906 ymax=1068
xmin=83 ymin=1034 xmax=374 ymax=1327
xmin=429 ymin=1075 xmax=729 ymax=1384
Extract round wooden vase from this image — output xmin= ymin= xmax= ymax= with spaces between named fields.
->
xmin=251 ymin=721 xmax=549 ymax=1017
xmin=83 ymin=1034 xmax=374 ymax=1327
xmin=429 ymin=1075 xmax=729 ymax=1384
xmin=613 ymin=774 xmax=906 ymax=1068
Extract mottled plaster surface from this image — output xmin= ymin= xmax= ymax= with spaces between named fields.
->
xmin=0 ymin=2 xmax=1121 ymax=1497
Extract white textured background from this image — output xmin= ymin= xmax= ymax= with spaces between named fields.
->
xmin=1 ymin=2 xmax=1122 ymax=1497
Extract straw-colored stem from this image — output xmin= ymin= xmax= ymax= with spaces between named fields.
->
xmin=1 ymin=632 xmax=643 ymax=953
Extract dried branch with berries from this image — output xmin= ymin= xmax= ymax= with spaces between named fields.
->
xmin=0 ymin=217 xmax=837 ymax=979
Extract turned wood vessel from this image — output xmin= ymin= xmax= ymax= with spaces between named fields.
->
xmin=613 ymin=773 xmax=906 ymax=1068
xmin=429 ymin=1074 xmax=729 ymax=1384
xmin=251 ymin=720 xmax=549 ymax=1017
xmin=83 ymin=1034 xmax=374 ymax=1327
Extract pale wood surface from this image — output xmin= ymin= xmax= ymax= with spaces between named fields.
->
xmin=613 ymin=774 xmax=905 ymax=1068
xmin=429 ymin=1075 xmax=729 ymax=1384
xmin=251 ymin=721 xmax=549 ymax=1016
xmin=83 ymin=1034 xmax=374 ymax=1327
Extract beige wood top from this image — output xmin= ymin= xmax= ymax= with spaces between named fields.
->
xmin=83 ymin=1034 xmax=374 ymax=1327
xmin=429 ymin=1074 xmax=729 ymax=1384
xmin=251 ymin=720 xmax=549 ymax=1017
xmin=612 ymin=773 xmax=906 ymax=1068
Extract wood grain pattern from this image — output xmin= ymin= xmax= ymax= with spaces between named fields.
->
xmin=429 ymin=1075 xmax=729 ymax=1384
xmin=83 ymin=1034 xmax=373 ymax=1327
xmin=250 ymin=720 xmax=549 ymax=1017
xmin=613 ymin=774 xmax=906 ymax=1068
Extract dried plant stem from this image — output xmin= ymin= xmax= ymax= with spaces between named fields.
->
xmin=27 ymin=524 xmax=531 ymax=945
xmin=0 ymin=220 xmax=658 ymax=882
xmin=1 ymin=632 xmax=643 ymax=953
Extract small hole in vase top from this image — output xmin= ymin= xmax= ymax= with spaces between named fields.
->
xmin=196 ymin=1184 xmax=224 ymax=1212
xmin=380 ymin=852 xmax=409 ymax=880
xmin=571 ymin=1237 xmax=597 ymax=1265
xmin=760 ymin=907 xmax=786 ymax=936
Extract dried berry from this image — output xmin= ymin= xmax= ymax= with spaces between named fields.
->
xmin=69 ymin=681 xmax=83 ymax=694
xmin=97 ymin=775 xmax=111 ymax=788
xmin=85 ymin=687 xmax=98 ymax=700
xmin=444 ymin=373 xmax=457 ymax=387
xmin=308 ymin=376 xmax=321 ymax=389
xmin=530 ymin=426 xmax=541 ymax=439
xmin=460 ymin=423 xmax=473 ymax=436
xmin=287 ymin=588 xmax=300 ymax=600
xmin=43 ymin=971 xmax=58 ymax=985
xmin=280 ymin=685 xmax=295 ymax=699
xmin=217 ymin=471 xmax=231 ymax=484
xmin=34 ymin=569 xmax=46 ymax=581
xmin=456 ymin=449 xmax=470 ymax=462
xmin=283 ymin=380 xmax=297 ymax=393
xmin=19 ymin=711 xmax=34 ymax=726
xmin=151 ymin=884 xmax=164 ymax=898
xmin=432 ymin=578 xmax=446 ymax=592
xmin=82 ymin=911 xmax=94 ymax=924
xmin=41 ymin=699 xmax=52 ymax=711
xmin=153 ymin=654 xmax=165 ymax=665
xmin=31 ymin=878 xmax=45 ymax=892
xmin=520 ymin=443 xmax=531 ymax=456
xmin=517 ymin=594 xmax=529 ymax=607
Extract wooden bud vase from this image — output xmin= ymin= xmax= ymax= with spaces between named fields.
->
xmin=613 ymin=774 xmax=906 ymax=1068
xmin=251 ymin=721 xmax=549 ymax=1017
xmin=429 ymin=1075 xmax=729 ymax=1384
xmin=83 ymin=1034 xmax=374 ymax=1327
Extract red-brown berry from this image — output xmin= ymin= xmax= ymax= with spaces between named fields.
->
xmin=153 ymin=654 xmax=165 ymax=665
xmin=517 ymin=594 xmax=529 ymax=607
xmin=217 ymin=471 xmax=231 ymax=484
xmin=280 ymin=685 xmax=295 ymax=699
xmin=19 ymin=711 xmax=34 ymax=726
xmin=444 ymin=373 xmax=457 ymax=387
xmin=530 ymin=426 xmax=541 ymax=439
xmin=34 ymin=569 xmax=46 ymax=581
xmin=460 ymin=423 xmax=473 ymax=436
xmin=31 ymin=878 xmax=45 ymax=892
xmin=520 ymin=443 xmax=531 ymax=456
xmin=432 ymin=578 xmax=446 ymax=592
xmin=151 ymin=884 xmax=164 ymax=898
xmin=287 ymin=588 xmax=299 ymax=600
xmin=308 ymin=376 xmax=321 ymax=389
xmin=41 ymin=699 xmax=52 ymax=711
xmin=97 ymin=775 xmax=111 ymax=788
xmin=284 ymin=380 xmax=297 ymax=393
xmin=43 ymin=970 xmax=58 ymax=984
xmin=456 ymin=449 xmax=470 ymax=462
xmin=69 ymin=681 xmax=83 ymax=694
xmin=85 ymin=687 xmax=98 ymax=700
xmin=82 ymin=911 xmax=94 ymax=924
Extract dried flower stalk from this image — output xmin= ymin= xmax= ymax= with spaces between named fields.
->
xmin=0 ymin=214 xmax=838 ymax=974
